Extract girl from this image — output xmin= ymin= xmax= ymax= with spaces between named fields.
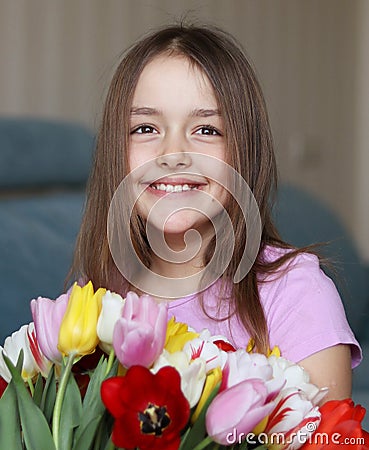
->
xmin=70 ymin=24 xmax=361 ymax=401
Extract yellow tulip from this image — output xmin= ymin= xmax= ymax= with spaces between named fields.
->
xmin=268 ymin=345 xmax=281 ymax=357
xmin=191 ymin=366 xmax=222 ymax=423
xmin=246 ymin=338 xmax=281 ymax=358
xmin=165 ymin=317 xmax=199 ymax=353
xmin=246 ymin=338 xmax=255 ymax=353
xmin=252 ymin=414 xmax=269 ymax=435
xmin=58 ymin=281 xmax=106 ymax=357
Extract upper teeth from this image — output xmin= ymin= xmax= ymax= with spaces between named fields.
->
xmin=151 ymin=183 xmax=197 ymax=193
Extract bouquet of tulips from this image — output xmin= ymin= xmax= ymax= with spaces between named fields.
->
xmin=0 ymin=282 xmax=368 ymax=450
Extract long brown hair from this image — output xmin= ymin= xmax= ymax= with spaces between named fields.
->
xmin=70 ymin=23 xmax=318 ymax=354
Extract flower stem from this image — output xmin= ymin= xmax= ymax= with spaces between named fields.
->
xmin=27 ymin=377 xmax=34 ymax=396
xmin=105 ymin=349 xmax=115 ymax=376
xmin=52 ymin=353 xmax=76 ymax=450
xmin=192 ymin=436 xmax=214 ymax=450
xmin=105 ymin=436 xmax=115 ymax=450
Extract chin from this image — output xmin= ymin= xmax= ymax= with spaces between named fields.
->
xmin=155 ymin=213 xmax=208 ymax=234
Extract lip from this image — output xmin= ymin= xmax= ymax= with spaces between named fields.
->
xmin=142 ymin=177 xmax=208 ymax=196
xmin=143 ymin=176 xmax=208 ymax=186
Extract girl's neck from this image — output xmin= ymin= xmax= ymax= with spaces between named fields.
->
xmin=149 ymin=227 xmax=214 ymax=278
xmin=131 ymin=226 xmax=215 ymax=301
xmin=150 ymin=254 xmax=203 ymax=279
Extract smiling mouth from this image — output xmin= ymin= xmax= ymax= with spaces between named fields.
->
xmin=149 ymin=182 xmax=203 ymax=193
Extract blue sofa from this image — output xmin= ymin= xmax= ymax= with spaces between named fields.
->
xmin=273 ymin=186 xmax=369 ymax=420
xmin=0 ymin=118 xmax=93 ymax=339
xmin=0 ymin=118 xmax=368 ymax=420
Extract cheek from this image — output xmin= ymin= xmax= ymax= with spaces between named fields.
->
xmin=215 ymin=180 xmax=228 ymax=198
xmin=213 ymin=145 xmax=226 ymax=163
xmin=128 ymin=141 xmax=159 ymax=174
xmin=128 ymin=148 xmax=144 ymax=173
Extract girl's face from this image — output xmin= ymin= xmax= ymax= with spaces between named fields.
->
xmin=128 ymin=54 xmax=227 ymax=241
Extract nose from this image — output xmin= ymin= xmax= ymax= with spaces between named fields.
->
xmin=156 ymin=134 xmax=192 ymax=170
xmin=156 ymin=152 xmax=192 ymax=169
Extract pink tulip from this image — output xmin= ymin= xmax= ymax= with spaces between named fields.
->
xmin=30 ymin=292 xmax=69 ymax=364
xmin=27 ymin=325 xmax=52 ymax=377
xmin=206 ymin=378 xmax=277 ymax=445
xmin=113 ymin=292 xmax=168 ymax=368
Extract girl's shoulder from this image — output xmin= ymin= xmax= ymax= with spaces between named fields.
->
xmin=259 ymin=245 xmax=362 ymax=367
xmin=261 ymin=244 xmax=318 ymax=263
xmin=259 ymin=244 xmax=321 ymax=281
xmin=258 ymin=244 xmax=337 ymax=305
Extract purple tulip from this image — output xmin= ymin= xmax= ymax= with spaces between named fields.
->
xmin=113 ymin=292 xmax=168 ymax=368
xmin=30 ymin=292 xmax=69 ymax=364
xmin=206 ymin=378 xmax=276 ymax=445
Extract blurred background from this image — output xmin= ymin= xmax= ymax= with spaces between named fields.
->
xmin=0 ymin=0 xmax=368 ymax=410
xmin=1 ymin=0 xmax=368 ymax=262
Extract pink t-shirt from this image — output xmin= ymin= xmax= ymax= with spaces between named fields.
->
xmin=167 ymin=245 xmax=362 ymax=368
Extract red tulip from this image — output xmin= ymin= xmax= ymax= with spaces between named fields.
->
xmin=0 ymin=376 xmax=7 ymax=398
xmin=300 ymin=399 xmax=368 ymax=449
xmin=101 ymin=365 xmax=190 ymax=450
xmin=213 ymin=339 xmax=236 ymax=353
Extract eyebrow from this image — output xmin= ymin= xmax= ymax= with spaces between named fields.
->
xmin=130 ymin=107 xmax=161 ymax=116
xmin=190 ymin=108 xmax=221 ymax=118
xmin=130 ymin=106 xmax=221 ymax=117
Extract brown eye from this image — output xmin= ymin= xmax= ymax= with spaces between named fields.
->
xmin=195 ymin=126 xmax=222 ymax=136
xmin=132 ymin=125 xmax=158 ymax=134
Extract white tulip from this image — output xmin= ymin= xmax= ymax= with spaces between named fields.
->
xmin=97 ymin=291 xmax=125 ymax=353
xmin=268 ymin=355 xmax=328 ymax=404
xmin=0 ymin=323 xmax=42 ymax=382
xmin=0 ymin=347 xmax=10 ymax=382
xmin=183 ymin=335 xmax=228 ymax=372
xmin=225 ymin=349 xmax=273 ymax=386
xmin=265 ymin=388 xmax=321 ymax=449
xmin=152 ymin=349 xmax=206 ymax=407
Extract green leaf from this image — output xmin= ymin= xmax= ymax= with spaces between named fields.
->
xmin=102 ymin=436 xmax=116 ymax=450
xmin=73 ymin=356 xmax=118 ymax=447
xmin=0 ymin=380 xmax=22 ymax=450
xmin=3 ymin=354 xmax=56 ymax=450
xmin=12 ymin=349 xmax=24 ymax=372
xmin=180 ymin=383 xmax=220 ymax=450
xmin=102 ymin=433 xmax=117 ymax=450
xmin=236 ymin=440 xmax=248 ymax=449
xmin=40 ymin=365 xmax=57 ymax=423
xmin=94 ymin=412 xmax=115 ymax=450
xmin=59 ymin=368 xmax=82 ymax=450
xmin=33 ymin=373 xmax=44 ymax=408
xmin=73 ymin=416 xmax=101 ymax=450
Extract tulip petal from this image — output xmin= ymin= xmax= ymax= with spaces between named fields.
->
xmin=101 ymin=366 xmax=189 ymax=450
xmin=206 ymin=379 xmax=273 ymax=444
xmin=113 ymin=293 xmax=168 ymax=369
xmin=31 ymin=293 xmax=69 ymax=363
xmin=58 ymin=282 xmax=105 ymax=356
